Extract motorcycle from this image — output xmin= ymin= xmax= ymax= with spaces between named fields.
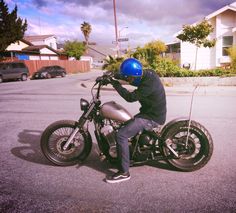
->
xmin=40 ymin=72 xmax=213 ymax=172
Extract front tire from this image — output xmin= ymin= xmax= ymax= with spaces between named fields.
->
xmin=161 ymin=120 xmax=213 ymax=172
xmin=40 ymin=120 xmax=92 ymax=166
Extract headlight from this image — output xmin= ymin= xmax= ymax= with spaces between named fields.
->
xmin=80 ymin=98 xmax=89 ymax=111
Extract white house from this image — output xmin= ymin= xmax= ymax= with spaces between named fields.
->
xmin=24 ymin=35 xmax=58 ymax=50
xmin=173 ymin=2 xmax=236 ymax=70
xmin=5 ymin=39 xmax=60 ymax=60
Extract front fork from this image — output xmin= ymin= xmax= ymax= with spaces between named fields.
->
xmin=63 ymin=102 xmax=96 ymax=151
xmin=63 ymin=127 xmax=80 ymax=150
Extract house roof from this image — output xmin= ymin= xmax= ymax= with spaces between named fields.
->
xmin=20 ymin=38 xmax=33 ymax=46
xmin=23 ymin=45 xmax=59 ymax=54
xmin=174 ymin=2 xmax=236 ymax=38
xmin=206 ymin=2 xmax=236 ymax=20
xmin=24 ymin=34 xmax=56 ymax=42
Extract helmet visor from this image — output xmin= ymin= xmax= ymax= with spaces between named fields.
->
xmin=124 ymin=76 xmax=142 ymax=86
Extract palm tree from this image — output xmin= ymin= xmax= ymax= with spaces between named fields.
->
xmin=80 ymin=21 xmax=92 ymax=53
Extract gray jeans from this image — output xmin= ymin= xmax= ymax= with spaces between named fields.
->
xmin=116 ymin=117 xmax=159 ymax=173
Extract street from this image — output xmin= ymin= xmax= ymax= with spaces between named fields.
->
xmin=0 ymin=71 xmax=236 ymax=213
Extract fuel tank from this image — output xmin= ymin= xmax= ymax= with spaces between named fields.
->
xmin=100 ymin=101 xmax=132 ymax=122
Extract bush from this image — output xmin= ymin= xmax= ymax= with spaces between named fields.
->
xmin=102 ymin=55 xmax=236 ymax=78
xmin=228 ymin=46 xmax=236 ymax=70
xmin=102 ymin=56 xmax=124 ymax=73
xmin=152 ymin=57 xmax=236 ymax=77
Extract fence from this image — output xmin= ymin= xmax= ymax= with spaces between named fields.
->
xmin=1 ymin=58 xmax=90 ymax=75
xmin=24 ymin=60 xmax=90 ymax=75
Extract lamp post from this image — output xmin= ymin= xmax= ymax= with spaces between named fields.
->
xmin=118 ymin=26 xmax=128 ymax=56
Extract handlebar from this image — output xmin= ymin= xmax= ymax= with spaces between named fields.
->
xmin=92 ymin=71 xmax=115 ymax=101
xmin=95 ymin=71 xmax=114 ymax=84
xmin=92 ymin=71 xmax=124 ymax=101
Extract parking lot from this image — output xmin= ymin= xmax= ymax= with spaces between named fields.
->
xmin=0 ymin=71 xmax=236 ymax=212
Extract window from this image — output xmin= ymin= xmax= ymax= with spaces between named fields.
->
xmin=222 ymin=36 xmax=233 ymax=56
xmin=11 ymin=63 xmax=25 ymax=68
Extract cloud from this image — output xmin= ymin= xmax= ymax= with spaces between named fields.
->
xmin=17 ymin=0 xmax=236 ymax=47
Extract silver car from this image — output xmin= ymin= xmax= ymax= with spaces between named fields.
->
xmin=0 ymin=62 xmax=29 ymax=83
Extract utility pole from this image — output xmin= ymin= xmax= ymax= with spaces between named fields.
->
xmin=113 ymin=0 xmax=119 ymax=57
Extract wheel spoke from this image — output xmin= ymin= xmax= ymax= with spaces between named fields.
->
xmin=48 ymin=127 xmax=85 ymax=161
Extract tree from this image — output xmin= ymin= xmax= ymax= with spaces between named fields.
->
xmin=80 ymin=21 xmax=92 ymax=53
xmin=177 ymin=20 xmax=215 ymax=70
xmin=0 ymin=0 xmax=27 ymax=52
xmin=132 ymin=40 xmax=167 ymax=69
xmin=64 ymin=40 xmax=85 ymax=60
xmin=227 ymin=46 xmax=236 ymax=71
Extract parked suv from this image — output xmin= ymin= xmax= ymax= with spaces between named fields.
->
xmin=0 ymin=62 xmax=29 ymax=83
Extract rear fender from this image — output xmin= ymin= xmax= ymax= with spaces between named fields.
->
xmin=160 ymin=117 xmax=189 ymax=138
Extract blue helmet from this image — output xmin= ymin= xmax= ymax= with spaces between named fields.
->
xmin=120 ymin=58 xmax=143 ymax=86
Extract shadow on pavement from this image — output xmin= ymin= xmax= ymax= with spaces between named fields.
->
xmin=11 ymin=129 xmax=51 ymax=166
xmin=11 ymin=129 xmax=175 ymax=176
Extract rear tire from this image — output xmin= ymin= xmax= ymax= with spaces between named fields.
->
xmin=161 ymin=120 xmax=213 ymax=172
xmin=0 ymin=76 xmax=3 ymax=83
xmin=46 ymin=73 xmax=51 ymax=79
xmin=40 ymin=120 xmax=92 ymax=166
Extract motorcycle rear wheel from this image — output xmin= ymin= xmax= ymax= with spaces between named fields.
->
xmin=161 ymin=120 xmax=213 ymax=172
xmin=41 ymin=120 xmax=92 ymax=166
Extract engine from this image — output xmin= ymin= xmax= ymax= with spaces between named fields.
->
xmin=100 ymin=124 xmax=117 ymax=158
xmin=138 ymin=133 xmax=156 ymax=147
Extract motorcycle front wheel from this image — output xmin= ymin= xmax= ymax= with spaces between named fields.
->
xmin=161 ymin=120 xmax=213 ymax=172
xmin=41 ymin=120 xmax=92 ymax=166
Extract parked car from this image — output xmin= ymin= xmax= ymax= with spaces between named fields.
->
xmin=32 ymin=66 xmax=67 ymax=79
xmin=0 ymin=62 xmax=29 ymax=83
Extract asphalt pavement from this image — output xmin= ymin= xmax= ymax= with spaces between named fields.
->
xmin=0 ymin=71 xmax=236 ymax=213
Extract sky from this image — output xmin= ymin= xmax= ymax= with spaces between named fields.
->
xmin=5 ymin=0 xmax=236 ymax=49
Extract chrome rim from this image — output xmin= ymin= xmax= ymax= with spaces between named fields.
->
xmin=48 ymin=127 xmax=85 ymax=162
xmin=164 ymin=128 xmax=209 ymax=168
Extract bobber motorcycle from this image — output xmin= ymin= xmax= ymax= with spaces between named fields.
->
xmin=40 ymin=72 xmax=213 ymax=171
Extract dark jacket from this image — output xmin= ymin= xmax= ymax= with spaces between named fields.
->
xmin=112 ymin=69 xmax=166 ymax=124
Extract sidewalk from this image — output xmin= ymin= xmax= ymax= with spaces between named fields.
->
xmin=77 ymin=69 xmax=236 ymax=96
xmin=80 ymin=80 xmax=236 ymax=96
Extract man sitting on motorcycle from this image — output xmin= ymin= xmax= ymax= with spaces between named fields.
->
xmin=106 ymin=58 xmax=167 ymax=183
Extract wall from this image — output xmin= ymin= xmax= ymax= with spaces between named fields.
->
xmin=45 ymin=37 xmax=57 ymax=50
xmin=6 ymin=41 xmax=29 ymax=51
xmin=181 ymin=42 xmax=212 ymax=70
xmin=23 ymin=60 xmax=90 ymax=75
xmin=30 ymin=36 xmax=57 ymax=50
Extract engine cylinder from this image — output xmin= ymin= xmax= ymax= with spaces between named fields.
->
xmin=101 ymin=125 xmax=117 ymax=158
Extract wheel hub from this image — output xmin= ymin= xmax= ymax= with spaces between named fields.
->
xmin=56 ymin=137 xmax=76 ymax=154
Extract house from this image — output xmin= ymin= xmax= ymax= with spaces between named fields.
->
xmin=170 ymin=2 xmax=236 ymax=70
xmin=24 ymin=35 xmax=58 ymax=50
xmin=4 ymin=39 xmax=62 ymax=60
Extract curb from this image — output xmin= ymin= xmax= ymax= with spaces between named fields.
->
xmin=161 ymin=76 xmax=236 ymax=87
